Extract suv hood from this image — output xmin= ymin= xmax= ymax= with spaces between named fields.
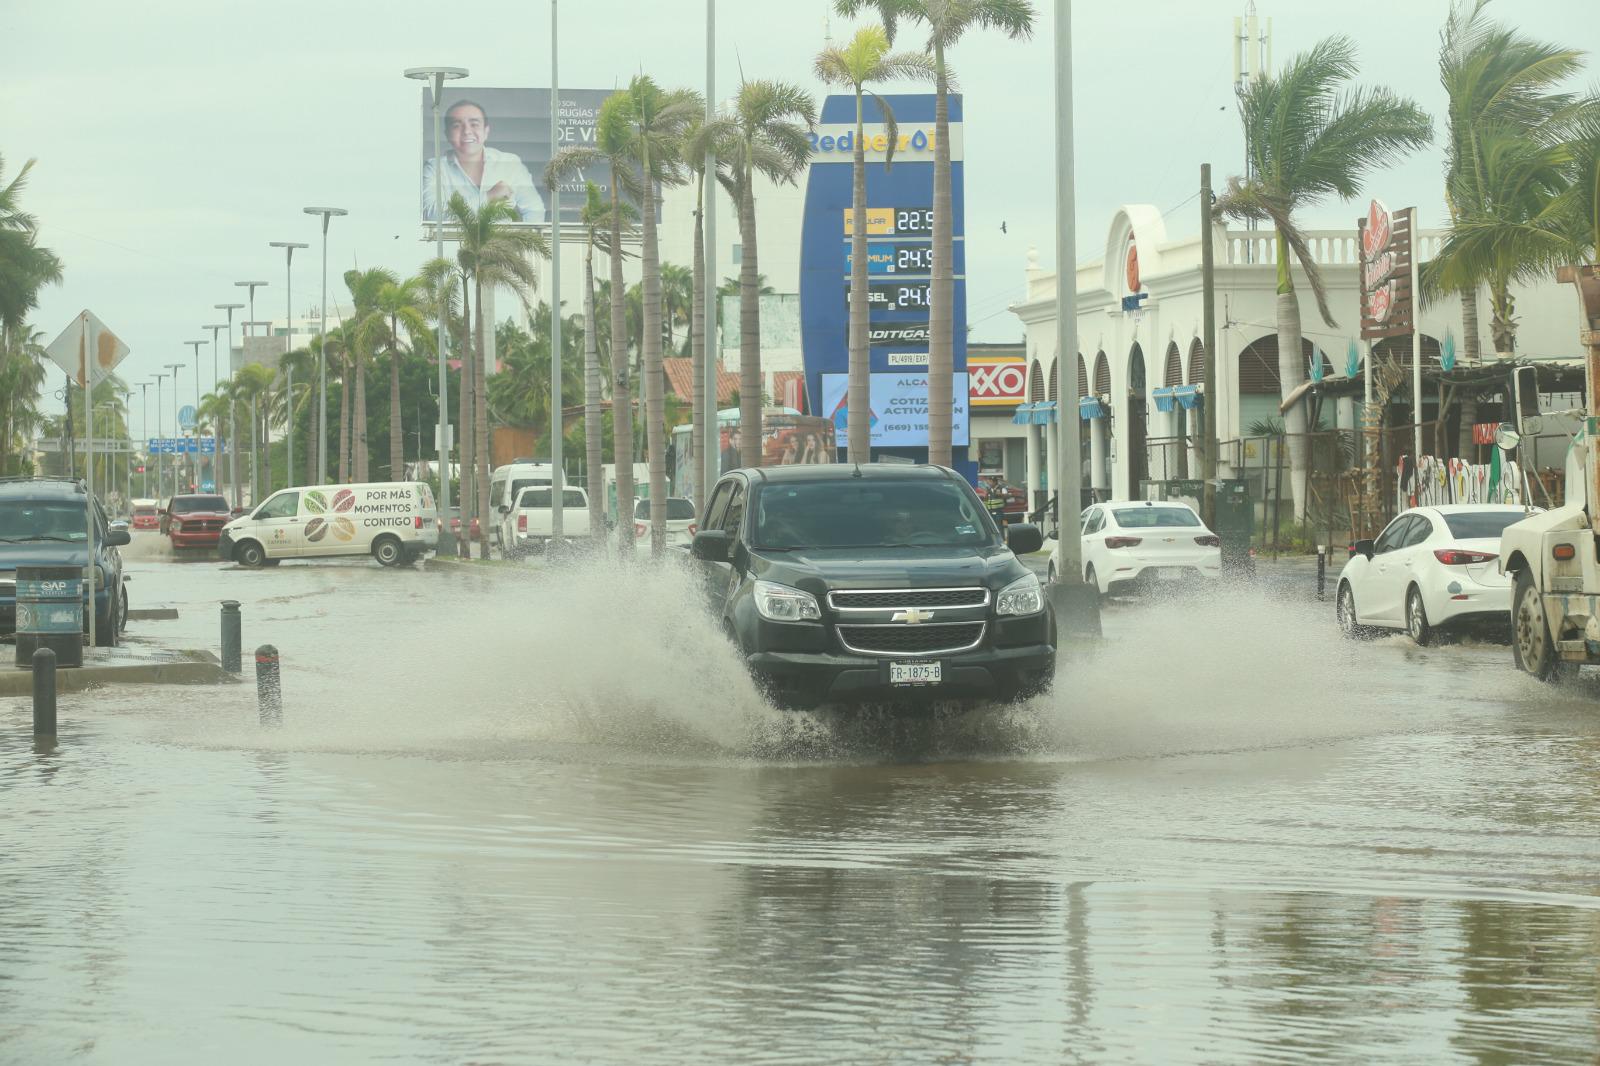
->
xmin=752 ymin=544 xmax=1023 ymax=593
xmin=0 ymin=541 xmax=92 ymax=569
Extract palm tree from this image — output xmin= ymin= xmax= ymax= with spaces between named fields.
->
xmin=1434 ymin=0 xmax=1585 ymax=364
xmin=0 ymin=155 xmax=63 ymax=351
xmin=271 ymin=346 xmax=316 ymax=491
xmin=0 ymin=328 xmax=48 ymax=475
xmin=370 ymin=274 xmax=430 ymax=480
xmin=1216 ymin=35 xmax=1431 ymax=521
xmin=446 ymin=193 xmax=548 ymax=557
xmin=660 ymin=263 xmax=694 ymax=353
xmin=623 ymin=76 xmax=701 ymax=556
xmin=232 ymin=363 xmax=276 ymax=501
xmin=550 ymin=92 xmax=646 ymax=552
xmin=683 ymin=115 xmax=719 ymax=514
xmin=837 ymin=0 xmax=1037 ymax=467
xmin=817 ymin=24 xmax=936 ymax=464
xmin=344 ymin=268 xmax=396 ymax=484
xmin=299 ymin=333 xmax=335 ymax=487
xmin=706 ymin=80 xmax=817 ymax=468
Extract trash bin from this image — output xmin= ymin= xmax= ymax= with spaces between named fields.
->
xmin=1212 ymin=479 xmax=1255 ymax=577
xmin=15 ymin=566 xmax=84 ymax=668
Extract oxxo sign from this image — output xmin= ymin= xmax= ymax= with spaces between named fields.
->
xmin=968 ymin=357 xmax=1027 ymax=407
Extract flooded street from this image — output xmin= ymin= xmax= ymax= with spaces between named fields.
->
xmin=4 ymin=545 xmax=1600 ymax=1064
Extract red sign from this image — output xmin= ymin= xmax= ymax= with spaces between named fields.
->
xmin=969 ymin=357 xmax=1028 ymax=407
xmin=1125 ymin=235 xmax=1141 ymax=293
xmin=1359 ymin=199 xmax=1414 ymax=340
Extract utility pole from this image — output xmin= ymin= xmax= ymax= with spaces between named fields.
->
xmin=549 ymin=0 xmax=564 ymax=544
xmin=1200 ymin=162 xmax=1218 ymax=530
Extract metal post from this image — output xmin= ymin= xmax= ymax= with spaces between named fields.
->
xmin=703 ymin=0 xmax=719 ymax=501
xmin=32 ymin=647 xmax=57 ymax=738
xmin=1316 ymin=544 xmax=1326 ymax=600
xmin=1053 ymin=0 xmax=1083 ymax=576
xmin=1200 ymin=162 xmax=1218 ymax=530
xmin=220 ymin=600 xmax=241 ymax=674
xmin=255 ymin=644 xmax=282 ymax=727
xmin=1410 ymin=207 xmax=1423 ymax=471
xmin=304 ymin=208 xmax=348 ymax=484
xmin=271 ymin=243 xmax=307 ymax=486
xmin=185 ymin=339 xmax=204 ymax=490
xmin=153 ymin=373 xmax=166 ymax=502
xmin=549 ymin=0 xmax=564 ymax=545
xmin=81 ymin=314 xmax=96 ymax=648
xmin=139 ymin=382 xmax=149 ymax=497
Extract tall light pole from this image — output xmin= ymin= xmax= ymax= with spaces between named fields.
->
xmin=404 ymin=65 xmax=467 ymax=545
xmin=216 ymin=302 xmax=245 ymax=506
xmin=270 ymin=241 xmax=308 ymax=485
xmin=138 ymin=381 xmax=150 ymax=497
xmin=164 ymin=363 xmax=185 ymax=491
xmin=1053 ymin=0 xmax=1093 ymax=621
xmin=547 ymin=9 xmax=565 ymax=542
xmin=304 ymin=206 xmax=348 ymax=484
xmin=153 ymin=372 xmax=168 ymax=501
xmin=246 ymin=321 xmax=273 ymax=500
xmin=702 ymin=0 xmax=719 ymax=505
xmin=185 ymin=339 xmax=205 ymax=489
xmin=204 ymin=323 xmax=229 ymax=496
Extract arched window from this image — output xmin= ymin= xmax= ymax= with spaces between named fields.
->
xmin=1164 ymin=342 xmax=1182 ymax=387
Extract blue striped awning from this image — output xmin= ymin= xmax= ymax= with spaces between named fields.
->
xmin=1174 ymin=384 xmax=1203 ymax=410
xmin=1152 ymin=386 xmax=1178 ymax=413
xmin=1011 ymin=400 xmax=1059 ymax=425
xmin=1079 ymin=396 xmax=1107 ymax=420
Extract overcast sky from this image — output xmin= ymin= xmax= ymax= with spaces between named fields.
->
xmin=6 ymin=0 xmax=1595 ymax=414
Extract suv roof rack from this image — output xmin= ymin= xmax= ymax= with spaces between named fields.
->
xmin=0 ymin=476 xmax=87 ymax=492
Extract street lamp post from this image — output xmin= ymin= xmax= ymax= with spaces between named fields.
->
xmin=246 ymin=320 xmax=273 ymax=499
xmin=163 ymin=364 xmax=185 ymax=492
xmin=548 ymin=9 xmax=565 ymax=542
xmin=185 ymin=339 xmax=205 ymax=489
xmin=269 ymin=241 xmax=308 ymax=485
xmin=215 ymin=302 xmax=245 ymax=506
xmin=702 ymin=1 xmax=719 ymax=507
xmin=404 ymin=65 xmax=467 ymax=548
xmin=204 ymin=323 xmax=228 ymax=496
xmin=303 ymin=207 xmax=348 ymax=485
xmin=138 ymin=381 xmax=150 ymax=497
xmin=153 ymin=372 xmax=167 ymax=501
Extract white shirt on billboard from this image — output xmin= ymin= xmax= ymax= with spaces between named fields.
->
xmin=422 ymin=147 xmax=545 ymax=223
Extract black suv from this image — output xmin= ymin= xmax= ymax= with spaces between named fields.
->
xmin=0 ymin=478 xmax=131 ymax=646
xmin=692 ymin=464 xmax=1056 ymax=708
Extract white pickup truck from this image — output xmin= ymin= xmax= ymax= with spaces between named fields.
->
xmin=505 ymin=486 xmax=591 ymax=558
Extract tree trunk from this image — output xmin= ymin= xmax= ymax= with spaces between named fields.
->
xmin=474 ymin=276 xmax=491 ymax=559
xmin=642 ymin=143 xmax=668 ymax=558
xmin=389 ymin=325 xmax=404 ymax=480
xmin=354 ymin=358 xmax=368 ymax=483
xmin=691 ymin=173 xmax=707 ymax=515
xmin=609 ymin=173 xmax=635 ymax=554
xmin=338 ymin=355 xmax=351 ymax=484
xmin=847 ymin=90 xmax=870 ymax=464
xmin=263 ymin=396 xmax=272 ymax=496
xmin=739 ymin=179 xmax=762 ymax=469
xmin=927 ymin=57 xmax=955 ymax=469
xmin=1457 ymin=284 xmax=1481 ymax=458
xmin=305 ymin=386 xmax=318 ymax=486
xmin=1490 ymin=279 xmax=1516 ymax=356
xmin=1276 ymin=283 xmax=1310 ymax=523
xmin=459 ymin=272 xmax=476 ymax=555
xmin=585 ymin=241 xmax=605 ymax=541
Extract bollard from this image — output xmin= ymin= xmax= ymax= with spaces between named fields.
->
xmin=32 ymin=647 xmax=57 ymax=738
xmin=221 ymin=600 xmax=242 ymax=674
xmin=255 ymin=644 xmax=282 ymax=727
xmin=1316 ymin=546 xmax=1327 ymax=601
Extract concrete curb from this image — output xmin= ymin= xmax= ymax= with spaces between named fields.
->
xmin=0 ymin=649 xmax=233 ymax=697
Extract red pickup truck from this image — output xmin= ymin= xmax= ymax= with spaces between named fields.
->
xmin=165 ymin=493 xmax=233 ymax=551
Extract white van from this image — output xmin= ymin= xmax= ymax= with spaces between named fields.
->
xmin=489 ymin=461 xmax=554 ymax=549
xmin=219 ymin=482 xmax=439 ymax=568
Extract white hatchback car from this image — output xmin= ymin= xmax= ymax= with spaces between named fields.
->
xmin=1048 ymin=500 xmax=1222 ymax=595
xmin=633 ymin=496 xmax=698 ymax=552
xmin=1335 ymin=504 xmax=1537 ymax=644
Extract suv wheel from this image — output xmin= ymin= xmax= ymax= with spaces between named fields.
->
xmin=94 ymin=587 xmax=125 ymax=648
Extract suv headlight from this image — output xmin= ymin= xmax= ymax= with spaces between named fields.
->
xmin=752 ymin=579 xmax=821 ymax=622
xmin=996 ymin=573 xmax=1044 ymax=617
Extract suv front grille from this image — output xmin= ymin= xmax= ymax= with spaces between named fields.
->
xmin=837 ymin=622 xmax=985 ymax=657
xmin=828 ymin=587 xmax=989 ymax=610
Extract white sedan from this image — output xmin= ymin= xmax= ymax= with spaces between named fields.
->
xmin=1335 ymin=504 xmax=1537 ymax=644
xmin=1048 ymin=500 xmax=1222 ymax=595
xmin=632 ymin=496 xmax=698 ymax=553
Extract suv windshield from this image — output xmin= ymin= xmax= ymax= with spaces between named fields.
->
xmin=754 ymin=480 xmax=995 ymax=549
xmin=0 ymin=500 xmax=87 ymax=542
xmin=636 ymin=498 xmax=696 ymax=520
xmin=173 ymin=495 xmax=229 ymax=513
xmin=1111 ymin=506 xmax=1201 ymax=528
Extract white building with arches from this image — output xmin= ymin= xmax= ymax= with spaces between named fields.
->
xmin=1008 ymin=204 xmax=1583 ymax=511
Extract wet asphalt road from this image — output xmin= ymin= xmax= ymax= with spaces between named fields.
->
xmin=2 ymin=535 xmax=1598 ymax=1064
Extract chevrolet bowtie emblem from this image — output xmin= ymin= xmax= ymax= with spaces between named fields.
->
xmin=892 ymin=608 xmax=935 ymax=624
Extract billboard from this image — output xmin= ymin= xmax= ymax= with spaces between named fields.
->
xmin=418 ymin=87 xmax=649 ymax=227
xmin=799 ymin=94 xmax=970 ymax=472
xmin=820 ymin=373 xmax=970 ymax=448
xmin=967 ymin=355 xmax=1027 ymax=407
xmin=1359 ymin=199 xmax=1415 ymax=340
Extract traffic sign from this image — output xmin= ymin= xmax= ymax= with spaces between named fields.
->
xmin=200 ymin=480 xmax=215 ymax=493
xmin=45 ymin=310 xmax=130 ymax=387
xmin=179 ymin=405 xmax=197 ymax=430
xmin=147 ymin=437 xmax=216 ymax=454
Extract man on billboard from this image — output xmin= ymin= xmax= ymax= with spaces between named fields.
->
xmin=422 ymin=100 xmax=546 ymax=223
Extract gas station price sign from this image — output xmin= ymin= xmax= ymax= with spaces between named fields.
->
xmin=843 ymin=206 xmax=935 ymax=237
xmin=847 ymin=281 xmax=934 ymax=312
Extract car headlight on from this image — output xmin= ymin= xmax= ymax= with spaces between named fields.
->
xmin=752 ymin=579 xmax=821 ymax=622
xmin=996 ymin=573 xmax=1044 ymax=617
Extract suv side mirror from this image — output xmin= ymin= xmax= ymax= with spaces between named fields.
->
xmin=1005 ymin=522 xmax=1043 ymax=556
xmin=1351 ymin=538 xmax=1375 ymax=559
xmin=691 ymin=529 xmax=731 ymax=562
xmin=105 ymin=527 xmax=132 ymax=547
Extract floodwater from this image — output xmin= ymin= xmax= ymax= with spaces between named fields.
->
xmin=3 ymin=537 xmax=1599 ymax=1064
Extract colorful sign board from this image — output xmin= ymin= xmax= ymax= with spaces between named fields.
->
xmin=1359 ymin=199 xmax=1415 ymax=340
xmin=819 ymin=373 xmax=970 ymax=448
xmin=968 ymin=356 xmax=1028 ymax=407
